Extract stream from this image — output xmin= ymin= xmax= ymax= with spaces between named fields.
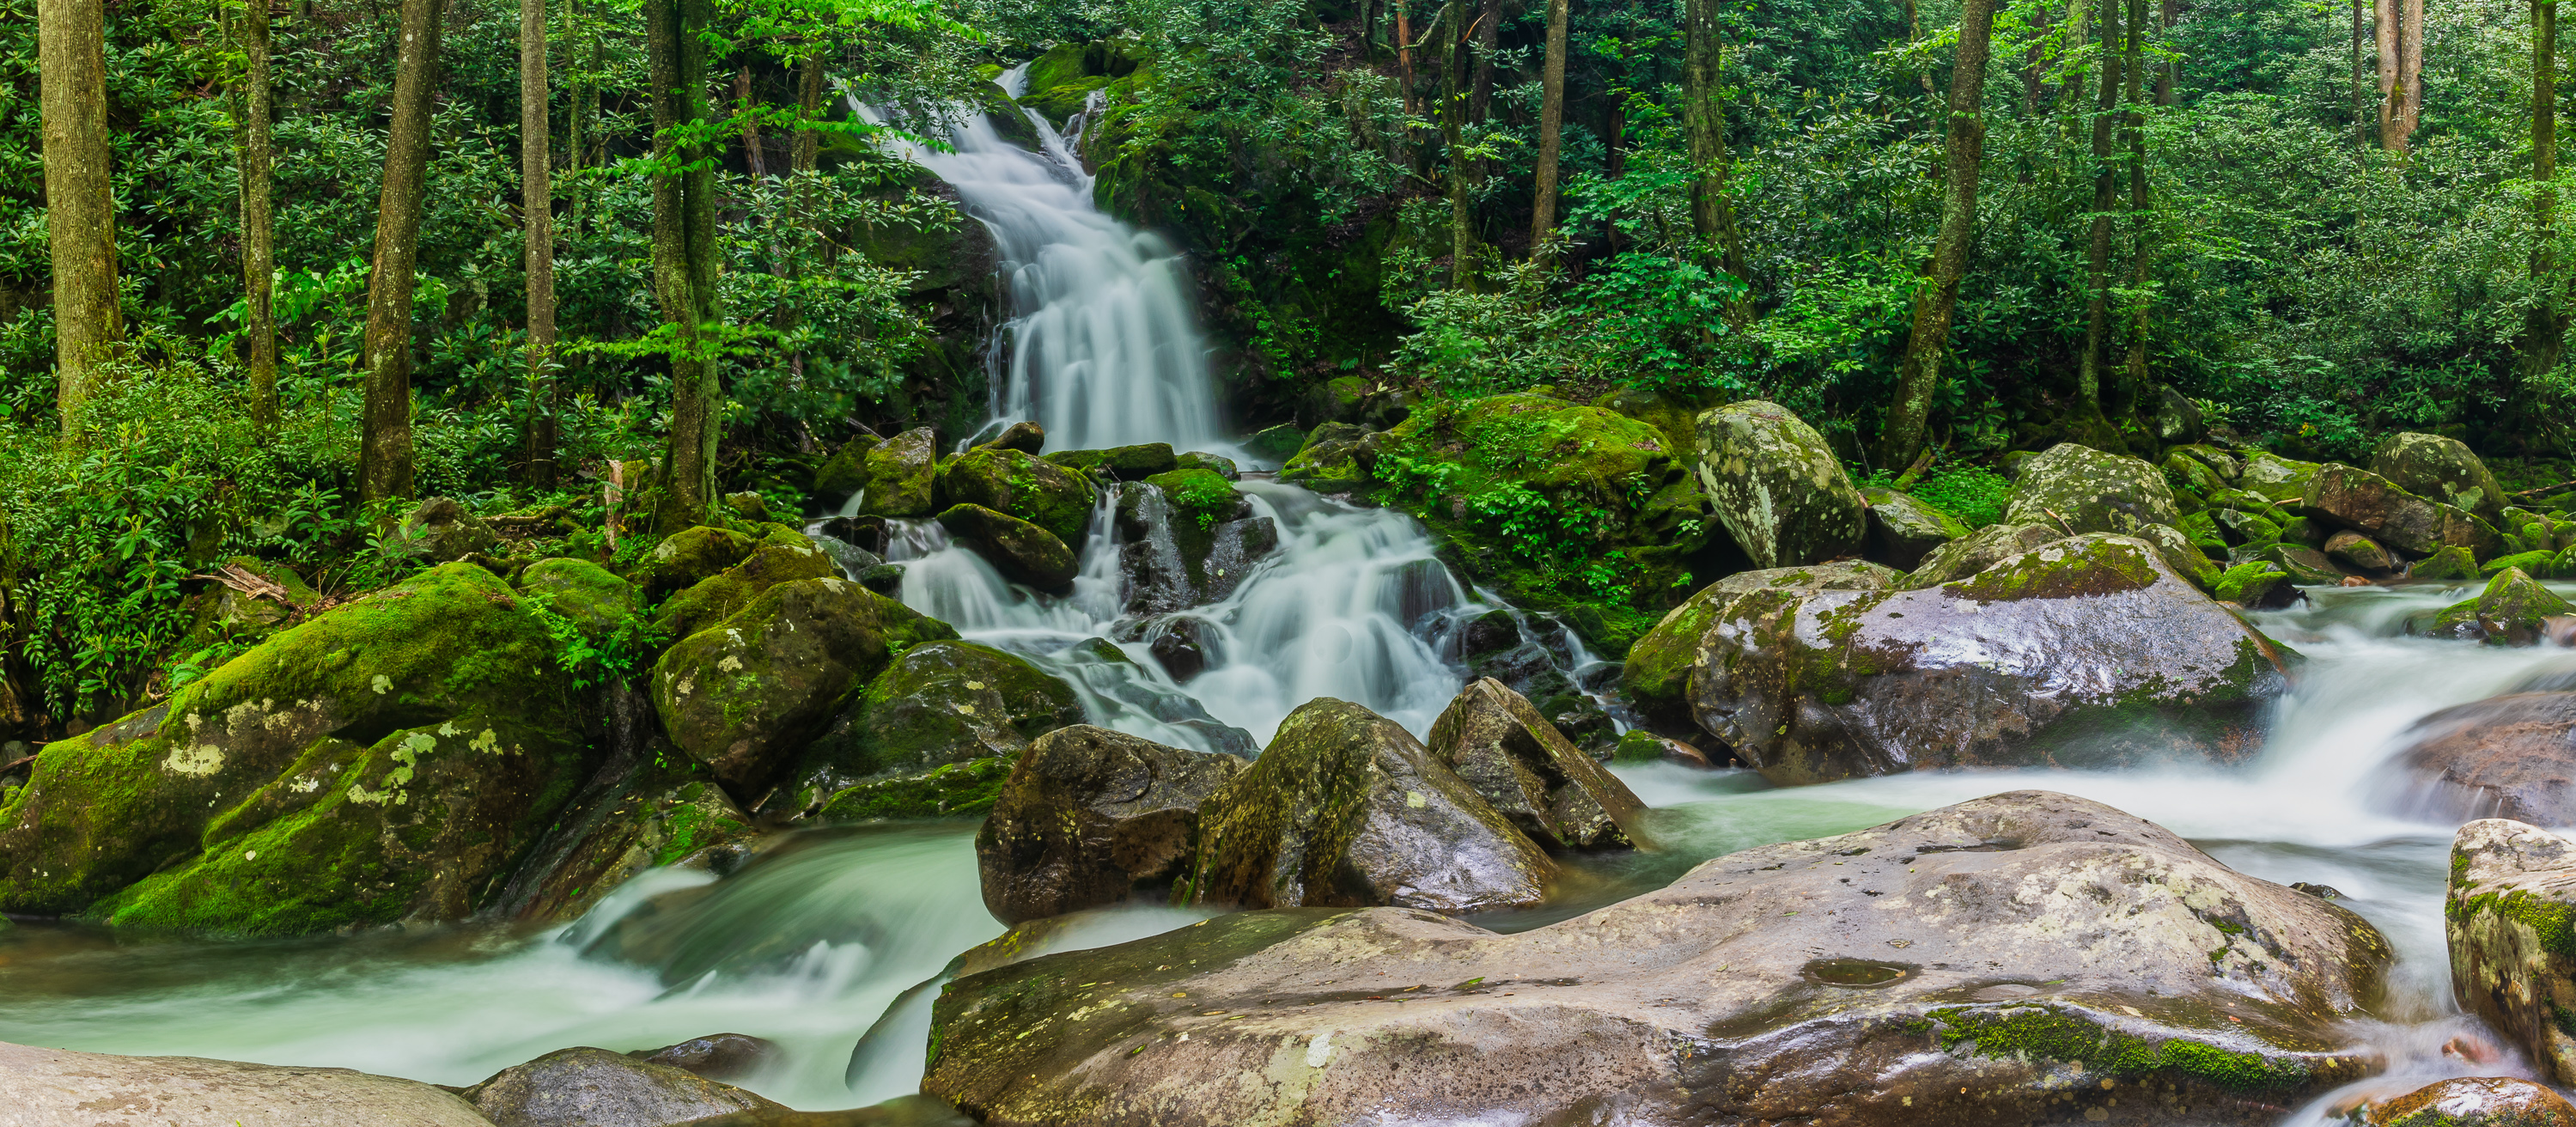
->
xmin=2 ymin=72 xmax=2571 ymax=1127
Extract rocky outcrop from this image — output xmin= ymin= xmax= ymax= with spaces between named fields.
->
xmin=461 ymin=1046 xmax=786 ymax=1126
xmin=2429 ymin=568 xmax=2576 ymax=645
xmin=2003 ymin=442 xmax=2183 ymax=535
xmin=977 ymin=725 xmax=1245 ymax=923
xmin=813 ymin=435 xmax=879 ymax=505
xmin=2447 ymin=818 xmax=2576 ymax=1085
xmin=1669 ymin=533 xmax=2291 ymax=785
xmin=0 ymin=1040 xmax=490 ymax=1126
xmin=938 ymin=445 xmax=1098 ymax=545
xmin=1860 ymin=486 xmax=1970 ymax=570
xmin=935 ymin=503 xmax=1080 ymax=590
xmin=1425 ymin=679 xmax=1649 ymax=851
xmin=649 ymin=527 xmax=840 ymax=642
xmin=2324 ymin=529 xmax=2396 ymax=573
xmin=776 ymin=640 xmax=1083 ymax=815
xmin=1277 ymin=423 xmax=1371 ymax=490
xmin=2375 ymin=693 xmax=2576 ymax=827
xmin=1047 ymin=442 xmax=1178 ymax=479
xmin=1693 ymin=399 xmax=1867 ymax=569
xmin=1182 ymin=698 xmax=1553 ymax=913
xmin=2373 ymin=431 xmax=2507 ymax=521
xmin=862 ymin=427 xmax=941 ymax=517
xmin=498 ymin=740 xmax=753 ymax=923
xmin=926 ymin=791 xmax=2390 ymax=1127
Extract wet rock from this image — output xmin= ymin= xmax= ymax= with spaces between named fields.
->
xmin=812 ymin=535 xmax=884 ymax=582
xmin=977 ymin=726 xmax=1246 ymax=923
xmin=1623 ymin=560 xmax=1903 ymax=728
xmin=2361 ymin=1076 xmax=2576 ymax=1126
xmin=1277 ymin=423 xmax=1371 ymax=490
xmin=1047 ymin=442 xmax=1178 ymax=480
xmin=815 ymin=515 xmax=888 ymax=556
xmin=1425 ymin=679 xmax=1649 ymax=850
xmin=927 ymin=791 xmax=2389 ymax=1127
xmin=630 ymin=525 xmax=758 ymax=600
xmin=2326 ymin=530 xmax=2396 ymax=574
xmin=2430 ymin=568 xmax=2576 ymax=645
xmin=0 ymin=563 xmax=590 ymax=933
xmin=1899 ymin=521 xmax=2063 ymax=588
xmin=651 ymin=577 xmax=952 ymax=795
xmin=1181 ymin=698 xmax=1553 ymax=913
xmin=1692 ymin=399 xmax=1867 ymax=569
xmin=2165 ymin=449 xmax=2230 ymax=497
xmin=384 ymin=496 xmax=501 ymax=563
xmin=1174 ymin=451 xmax=1239 ymax=479
xmin=977 ymin=420 xmax=1046 ymax=454
xmin=1242 ymin=424 xmax=1307 ymax=465
xmin=2259 ymin=541 xmax=2348 ymax=585
xmin=935 ymin=503 xmax=1079 ymax=591
xmin=633 ymin=1033 xmax=778 ymax=1082
xmin=861 ymin=428 xmax=941 ymax=517
xmin=2214 ymin=561 xmax=2300 ymax=609
xmin=2374 ymin=431 xmax=2508 ymax=522
xmin=1138 ymin=616 xmax=1215 ymax=682
xmin=858 ymin=564 xmax=904 ymax=595
xmin=463 ymin=1046 xmax=788 ymax=1126
xmin=1115 ymin=478 xmax=1275 ymax=614
xmin=2238 ymin=450 xmax=2326 ymax=503
xmin=649 ymin=527 xmax=842 ymax=649
xmin=1685 ymin=533 xmax=2292 ymax=785
xmin=1050 ymin=643 xmax=1263 ymax=760
xmin=1860 ymin=485 xmax=1970 ymax=570
xmin=0 ymin=1040 xmax=490 ymax=1125
xmin=2414 ymin=545 xmax=2484 ymax=582
xmin=1611 ymin=728 xmax=1714 ymax=767
xmin=2003 ymin=442 xmax=2183 ymax=535
xmin=1455 ymin=608 xmax=1519 ymax=660
xmin=2214 ymin=506 xmax=2283 ymax=545
xmin=937 ymin=445 xmax=1098 ymax=545
xmin=498 ymin=734 xmax=753 ymax=923
xmin=2448 ymin=818 xmax=2576 ymax=1085
xmin=2305 ymin=463 xmax=2502 ymax=558
xmin=2132 ymin=520 xmax=2223 ymax=589
xmin=813 ymin=435 xmax=880 ymax=504
xmin=2378 ymin=692 xmax=2576 ymax=827
xmin=777 ymin=640 xmax=1082 ymax=812
xmin=816 ymin=757 xmax=1015 ymax=821
xmin=518 ymin=557 xmax=636 ymax=640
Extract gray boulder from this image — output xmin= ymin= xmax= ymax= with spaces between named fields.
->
xmin=2447 ymin=818 xmax=2576 ymax=1085
xmin=1425 ymin=679 xmax=1649 ymax=851
xmin=0 ymin=1040 xmax=490 ymax=1126
xmin=1859 ymin=485 xmax=1970 ymax=570
xmin=1692 ymin=399 xmax=1867 ymax=569
xmin=977 ymin=725 xmax=1245 ymax=924
xmin=2303 ymin=463 xmax=2500 ymax=557
xmin=1899 ymin=521 xmax=2062 ymax=588
xmin=2376 ymin=692 xmax=2576 ymax=828
xmin=2373 ymin=431 xmax=2507 ymax=521
xmin=1621 ymin=560 xmax=1904 ymax=728
xmin=462 ymin=1046 xmax=786 ymax=1126
xmin=2003 ymin=442 xmax=2183 ymax=535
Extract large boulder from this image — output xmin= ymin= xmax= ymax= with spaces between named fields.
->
xmin=1692 ymin=399 xmax=1867 ymax=569
xmin=977 ymin=725 xmax=1245 ymax=924
xmin=2374 ymin=431 xmax=2508 ymax=521
xmin=1621 ymin=560 xmax=1903 ymax=728
xmin=384 ymin=496 xmax=501 ymax=563
xmin=497 ymin=742 xmax=754 ymax=923
xmin=0 ymin=1040 xmax=490 ymax=1126
xmin=2374 ymin=693 xmax=2576 ymax=826
xmin=1047 ymin=442 xmax=1178 ymax=479
xmin=813 ymin=435 xmax=880 ymax=504
xmin=2447 ymin=818 xmax=2576 ymax=1084
xmin=2002 ymin=442 xmax=2183 ymax=535
xmin=461 ymin=1046 xmax=786 ymax=1126
xmin=0 ymin=563 xmax=588 ymax=933
xmin=926 ymin=791 xmax=2390 ymax=1127
xmin=649 ymin=577 xmax=951 ymax=795
xmin=1860 ymin=485 xmax=1970 ymax=570
xmin=630 ymin=525 xmax=758 ymax=600
xmin=1425 ymin=679 xmax=1649 ymax=851
xmin=1181 ymin=698 xmax=1553 ymax=914
xmin=774 ymin=640 xmax=1083 ymax=815
xmin=649 ymin=527 xmax=839 ymax=641
xmin=937 ymin=445 xmax=1099 ymax=545
xmin=1899 ymin=521 xmax=2063 ymax=588
xmin=935 ymin=503 xmax=1079 ymax=591
xmin=518 ymin=557 xmax=636 ymax=640
xmin=2304 ymin=463 xmax=2501 ymax=557
xmin=2430 ymin=568 xmax=2576 ymax=645
xmin=862 ymin=427 xmax=941 ymax=517
xmin=1684 ymin=533 xmax=2292 ymax=785
xmin=2238 ymin=451 xmax=2324 ymax=503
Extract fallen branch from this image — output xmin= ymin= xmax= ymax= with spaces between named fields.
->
xmin=193 ymin=563 xmax=292 ymax=605
xmin=1 ymin=753 xmax=33 ymax=776
xmin=2510 ymin=480 xmax=2576 ymax=500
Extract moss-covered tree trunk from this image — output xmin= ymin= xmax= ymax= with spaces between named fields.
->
xmin=2526 ymin=0 xmax=2565 ymax=384
xmin=358 ymin=0 xmax=446 ymax=504
xmin=2121 ymin=0 xmax=2150 ymax=407
xmin=649 ymin=0 xmax=721 ymax=532
xmin=234 ymin=0 xmax=279 ymax=427
xmin=2077 ymin=0 xmax=2122 ymax=416
xmin=2353 ymin=0 xmax=2371 ymax=145
xmin=1879 ymin=0 xmax=1997 ymax=471
xmin=39 ymin=0 xmax=123 ymax=442
xmin=1683 ymin=0 xmax=1750 ymax=321
xmin=1528 ymin=0 xmax=1568 ymax=259
xmin=791 ymin=50 xmax=824 ymax=174
xmin=522 ymin=0 xmax=557 ymax=487
xmin=1442 ymin=2 xmax=1477 ymax=289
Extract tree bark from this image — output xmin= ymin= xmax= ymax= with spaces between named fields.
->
xmin=234 ymin=0 xmax=279 ymax=426
xmin=1443 ymin=2 xmax=1477 ymax=288
xmin=649 ymin=0 xmax=721 ymax=532
xmin=2354 ymin=0 xmax=2371 ymax=145
xmin=2122 ymin=0 xmax=2151 ymax=404
xmin=1396 ymin=0 xmax=1414 ymax=117
xmin=1905 ymin=0 xmax=1936 ymax=95
xmin=39 ymin=0 xmax=122 ymax=441
xmin=358 ymin=0 xmax=445 ymax=504
xmin=735 ymin=64 xmax=765 ymax=177
xmin=2155 ymin=0 xmax=2177 ymax=104
xmin=522 ymin=0 xmax=557 ymax=487
xmin=792 ymin=50 xmax=824 ymax=174
xmin=2021 ymin=2 xmax=2049 ymax=116
xmin=2061 ymin=0 xmax=2091 ymax=110
xmin=1528 ymin=0 xmax=1568 ymax=259
xmin=2374 ymin=0 xmax=2400 ymax=149
xmin=2078 ymin=0 xmax=2122 ymax=414
xmin=2526 ymin=0 xmax=2565 ymax=382
xmin=1880 ymin=0 xmax=1998 ymax=470
xmin=2397 ymin=0 xmax=2425 ymax=144
xmin=1468 ymin=0 xmax=1500 ymax=184
xmin=1683 ymin=0 xmax=1750 ymax=315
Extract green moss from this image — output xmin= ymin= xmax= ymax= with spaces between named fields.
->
xmin=818 ymin=756 xmax=1016 ymax=820
xmin=2484 ymin=549 xmax=2566 ymax=579
xmin=1947 ymin=536 xmax=2162 ymax=603
xmin=1927 ymin=1003 xmax=2309 ymax=1092
xmin=1141 ymin=468 xmax=1239 ymax=530
xmin=2213 ymin=561 xmax=2289 ymax=606
xmin=940 ymin=446 xmax=1099 ymax=544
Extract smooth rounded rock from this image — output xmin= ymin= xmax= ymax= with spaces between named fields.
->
xmin=0 ymin=1040 xmax=490 ymax=1126
xmin=935 ymin=503 xmax=1080 ymax=590
xmin=634 ymin=1033 xmax=779 ymax=1081
xmin=977 ymin=725 xmax=1245 ymax=923
xmin=1425 ymin=678 xmax=1650 ymax=851
xmin=937 ymin=445 xmax=1097 ymax=545
xmin=2003 ymin=442 xmax=2183 ymax=535
xmin=463 ymin=1045 xmax=787 ymax=1126
xmin=2373 ymin=431 xmax=2508 ymax=522
xmin=2450 ymin=819 xmax=2576 ymax=1085
xmin=1692 ymin=399 xmax=1867 ymax=570
xmin=860 ymin=428 xmax=941 ymax=517
xmin=2376 ymin=692 xmax=2576 ymax=826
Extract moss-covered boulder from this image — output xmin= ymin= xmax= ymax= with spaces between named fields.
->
xmin=1276 ymin=423 xmax=1370 ymax=490
xmin=2446 ymin=818 xmax=2576 ymax=1085
xmin=862 ymin=427 xmax=941 ymax=517
xmin=2214 ymin=561 xmax=2299 ymax=609
xmin=977 ymin=419 xmax=1046 ymax=454
xmin=2429 ymin=568 xmax=2576 ymax=645
xmin=2002 ymin=442 xmax=2183 ymax=536
xmin=2324 ymin=530 xmax=2396 ymax=574
xmin=813 ymin=435 xmax=880 ymax=504
xmin=937 ymin=444 xmax=1099 ymax=545
xmin=1898 ymin=522 xmax=2061 ymax=589
xmin=976 ymin=725 xmax=1245 ymax=924
xmin=936 ymin=503 xmax=1080 ymax=590
xmin=1182 ymin=698 xmax=1553 ymax=913
xmin=2162 ymin=450 xmax=2229 ymax=498
xmin=1242 ymin=424 xmax=1306 ymax=465
xmin=776 ymin=640 xmax=1081 ymax=815
xmin=498 ymin=746 xmax=752 ymax=923
xmin=1623 ymin=561 xmax=1903 ymax=728
xmin=926 ymin=791 xmax=2388 ymax=1127
xmin=2213 ymin=507 xmax=2282 ymax=545
xmin=650 ymin=577 xmax=947 ymax=795
xmin=1426 ymin=679 xmax=1649 ymax=851
xmin=1692 ymin=399 xmax=1867 ymax=570
xmin=1684 ymin=534 xmax=2293 ymax=785
xmin=2256 ymin=541 xmax=2346 ymax=585
xmin=2131 ymin=521 xmax=2222 ymax=591
xmin=1859 ymin=486 xmax=1969 ymax=570
xmin=0 ymin=563 xmax=587 ymax=933
xmin=517 ymin=557 xmax=635 ymax=641
xmin=384 ymin=496 xmax=501 ymax=564
xmin=2304 ymin=463 xmax=2502 ymax=558
xmin=192 ymin=555 xmax=323 ymax=637
xmin=817 ymin=756 xmax=1015 ymax=820
xmin=629 ymin=525 xmax=757 ymax=600
xmin=1046 ymin=442 xmax=1177 ymax=480
xmin=2413 ymin=545 xmax=2483 ymax=581
xmin=2373 ymin=431 xmax=2507 ymax=521
xmin=649 ymin=527 xmax=839 ymax=642
xmin=2238 ymin=451 xmax=2324 ymax=503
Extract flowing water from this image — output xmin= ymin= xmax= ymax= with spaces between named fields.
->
xmin=3 ymin=77 xmax=2573 ymax=1127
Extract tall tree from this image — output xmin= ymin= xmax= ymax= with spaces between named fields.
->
xmin=1682 ymin=0 xmax=1748 ymax=316
xmin=1396 ymin=0 xmax=1414 ymax=117
xmin=2122 ymin=0 xmax=2151 ymax=399
xmin=1528 ymin=0 xmax=1568 ymax=257
xmin=2354 ymin=0 xmax=2372 ymax=145
xmin=648 ymin=0 xmax=722 ymax=531
xmin=233 ymin=0 xmax=279 ymax=426
xmin=1879 ymin=0 xmax=1999 ymax=470
xmin=734 ymin=65 xmax=767 ymax=176
xmin=2374 ymin=0 xmax=2425 ymax=151
xmin=791 ymin=50 xmax=825 ymax=174
xmin=1442 ymin=2 xmax=1477 ymax=287
xmin=2524 ymin=0 xmax=2565 ymax=381
xmin=358 ymin=0 xmax=446 ymax=503
xmin=39 ymin=0 xmax=123 ymax=439
xmin=2154 ymin=0 xmax=2177 ymax=104
xmin=522 ymin=0 xmax=558 ymax=486
xmin=2077 ymin=0 xmax=2123 ymax=417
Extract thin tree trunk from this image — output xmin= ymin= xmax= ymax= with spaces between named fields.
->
xmin=1469 ymin=0 xmax=1500 ymax=184
xmin=1397 ymin=0 xmax=1414 ymax=117
xmin=2375 ymin=0 xmax=2400 ymax=149
xmin=735 ymin=64 xmax=765 ymax=177
xmin=1606 ymin=98 xmax=1626 ymax=179
xmin=2078 ymin=0 xmax=2123 ymax=414
xmin=39 ymin=0 xmax=122 ymax=441
xmin=358 ymin=0 xmax=444 ymax=504
xmin=792 ymin=51 xmax=824 ymax=174
xmin=1444 ymin=2 xmax=1477 ymax=289
xmin=235 ymin=0 xmax=279 ymax=426
xmin=2397 ymin=0 xmax=2425 ymax=143
xmin=649 ymin=0 xmax=721 ymax=532
xmin=2526 ymin=0 xmax=2564 ymax=382
xmin=2122 ymin=0 xmax=2150 ymax=405
xmin=522 ymin=0 xmax=557 ymax=486
xmin=2061 ymin=0 xmax=2092 ymax=110
xmin=1905 ymin=0 xmax=1937 ymax=95
xmin=1529 ymin=0 xmax=1568 ymax=259
xmin=2021 ymin=1 xmax=2049 ymax=116
xmin=1880 ymin=0 xmax=1999 ymax=470
xmin=2155 ymin=0 xmax=2177 ymax=104
xmin=2354 ymin=0 xmax=2371 ymax=145
xmin=1684 ymin=0 xmax=1750 ymax=315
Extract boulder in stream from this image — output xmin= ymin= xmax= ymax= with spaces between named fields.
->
xmin=2447 ymin=818 xmax=2576 ymax=1085
xmin=925 ymin=790 xmax=2390 ymax=1127
xmin=935 ymin=503 xmax=1080 ymax=591
xmin=2003 ymin=442 xmax=2183 ymax=535
xmin=2373 ymin=431 xmax=2509 ymax=522
xmin=772 ymin=639 xmax=1082 ymax=817
xmin=1621 ymin=559 xmax=1903 ymax=729
xmin=977 ymin=725 xmax=1246 ymax=923
xmin=2354 ymin=1076 xmax=2576 ymax=1127
xmin=0 ymin=1040 xmax=490 ymax=1126
xmin=1115 ymin=474 xmax=1276 ymax=614
xmin=1425 ymin=678 xmax=1649 ymax=851
xmin=2305 ymin=463 xmax=2502 ymax=558
xmin=462 ymin=1045 xmax=788 ymax=1126
xmin=2373 ymin=692 xmax=2576 ymax=827
xmin=1047 ymin=442 xmax=1178 ymax=479
xmin=1691 ymin=399 xmax=1867 ymax=569
xmin=2428 ymin=568 xmax=2576 ymax=646
xmin=813 ymin=435 xmax=880 ymax=505
xmin=937 ymin=444 xmax=1098 ymax=545
xmin=499 ymin=733 xmax=754 ymax=923
xmin=861 ymin=428 xmax=941 ymax=517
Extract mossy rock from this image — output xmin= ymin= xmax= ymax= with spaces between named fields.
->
xmin=971 ymin=79 xmax=1040 ymax=149
xmin=1137 ymin=468 xmax=1239 ymax=531
xmin=2413 ymin=545 xmax=2482 ymax=582
xmin=2161 ymin=450 xmax=2228 ymax=498
xmin=2167 ymin=443 xmax=2244 ymax=481
xmin=2305 ymin=463 xmax=2502 ymax=558
xmin=2486 ymin=549 xmax=2569 ymax=580
xmin=385 ymin=497 xmax=501 ymax=564
xmin=2237 ymin=451 xmax=2324 ymax=503
xmin=2372 ymin=431 xmax=2507 ymax=521
xmin=199 ymin=555 xmax=323 ymax=634
xmin=936 ymin=503 xmax=1081 ymax=590
xmin=1171 ymin=451 xmax=1239 ymax=479
xmin=0 ymin=563 xmax=585 ymax=933
xmin=518 ymin=557 xmax=636 ymax=641
xmin=1692 ymin=399 xmax=1866 ymax=570
xmin=1020 ymin=74 xmax=1112 ymax=127
xmin=2431 ymin=567 xmax=2576 ymax=645
xmin=2177 ymin=511 xmax=2229 ymax=556
xmin=1860 ymin=486 xmax=1970 ymax=570
xmin=938 ymin=445 xmax=1099 ymax=545
xmin=1622 ymin=561 xmax=1901 ymax=728
xmin=2213 ymin=508 xmax=2281 ymax=546
xmin=1242 ymin=424 xmax=1306 ymax=464
xmin=2004 ymin=442 xmax=2183 ymax=537
xmin=2130 ymin=521 xmax=2223 ymax=592
xmin=649 ymin=530 xmax=838 ymax=643
xmin=1277 ymin=425 xmax=1369 ymax=490
xmin=818 ymin=756 xmax=1017 ymax=821
xmin=630 ymin=526 xmax=758 ymax=600
xmin=1899 ymin=523 xmax=2061 ymax=589
xmin=2213 ymin=562 xmax=2296 ymax=610
xmin=775 ymin=640 xmax=1082 ymax=817
xmin=2447 ymin=819 xmax=2576 ymax=1087
xmin=861 ymin=428 xmax=941 ymax=518
xmin=2260 ymin=542 xmax=2347 ymax=586
xmin=1046 ymin=442 xmax=1178 ymax=480
xmin=813 ymin=436 xmax=880 ymax=503
xmin=501 ymin=752 xmax=753 ymax=923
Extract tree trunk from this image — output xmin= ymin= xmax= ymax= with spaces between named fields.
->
xmin=649 ymin=0 xmax=721 ymax=532
xmin=735 ymin=65 xmax=766 ymax=177
xmin=2061 ymin=0 xmax=2091 ymax=109
xmin=792 ymin=50 xmax=824 ymax=174
xmin=1905 ymin=0 xmax=1936 ymax=95
xmin=2374 ymin=0 xmax=2400 ymax=149
xmin=1397 ymin=0 xmax=1414 ymax=117
xmin=235 ymin=0 xmax=279 ymax=426
xmin=1469 ymin=0 xmax=1500 ymax=184
xmin=2078 ymin=0 xmax=2122 ymax=415
xmin=2021 ymin=1 xmax=2049 ymax=116
xmin=522 ymin=0 xmax=557 ymax=487
xmin=2526 ymin=0 xmax=2565 ymax=382
xmin=2155 ymin=0 xmax=2177 ymax=104
xmin=1684 ymin=0 xmax=1750 ymax=314
xmin=2122 ymin=0 xmax=2150 ymax=405
xmin=1529 ymin=0 xmax=1568 ymax=259
xmin=2397 ymin=0 xmax=2425 ymax=143
xmin=358 ymin=0 xmax=445 ymax=504
xmin=2354 ymin=0 xmax=2371 ymax=145
xmin=1444 ymin=2 xmax=1477 ymax=288
xmin=38 ymin=0 xmax=122 ymax=441
xmin=1879 ymin=0 xmax=1998 ymax=470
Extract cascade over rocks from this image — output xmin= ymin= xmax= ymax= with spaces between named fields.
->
xmin=460 ymin=1046 xmax=788 ymax=1126
xmin=1113 ymin=474 xmax=1276 ymax=614
xmin=1425 ymin=678 xmax=1650 ymax=851
xmin=935 ymin=503 xmax=1080 ymax=590
xmin=1180 ymin=698 xmax=1553 ymax=914
xmin=2003 ymin=442 xmax=2183 ymax=536
xmin=631 ymin=1033 xmax=778 ymax=1081
xmin=861 ymin=427 xmax=941 ymax=517
xmin=2446 ymin=818 xmax=2576 ymax=1084
xmin=977 ymin=419 xmax=1046 ymax=454
xmin=936 ymin=444 xmax=1098 ymax=545
xmin=1693 ymin=399 xmax=1867 ymax=569
xmin=773 ymin=639 xmax=1082 ymax=818
xmin=2373 ymin=431 xmax=2508 ymax=521
xmin=0 ymin=1040 xmax=491 ymax=1126
xmin=2373 ymin=693 xmax=2576 ymax=826
xmin=925 ymin=791 xmax=2390 ymax=1127
xmin=1638 ymin=533 xmax=2289 ymax=785
xmin=977 ymin=725 xmax=1245 ymax=923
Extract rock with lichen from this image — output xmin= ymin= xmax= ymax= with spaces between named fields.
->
xmin=2448 ymin=818 xmax=2576 ymax=1086
xmin=771 ymin=639 xmax=1082 ymax=818
xmin=2003 ymin=442 xmax=2183 ymax=536
xmin=1692 ymin=399 xmax=1867 ymax=570
xmin=938 ymin=445 xmax=1099 ymax=545
xmin=2372 ymin=431 xmax=2508 ymax=522
xmin=2428 ymin=568 xmax=2576 ymax=645
xmin=862 ymin=427 xmax=942 ymax=517
xmin=977 ymin=725 xmax=1245 ymax=924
